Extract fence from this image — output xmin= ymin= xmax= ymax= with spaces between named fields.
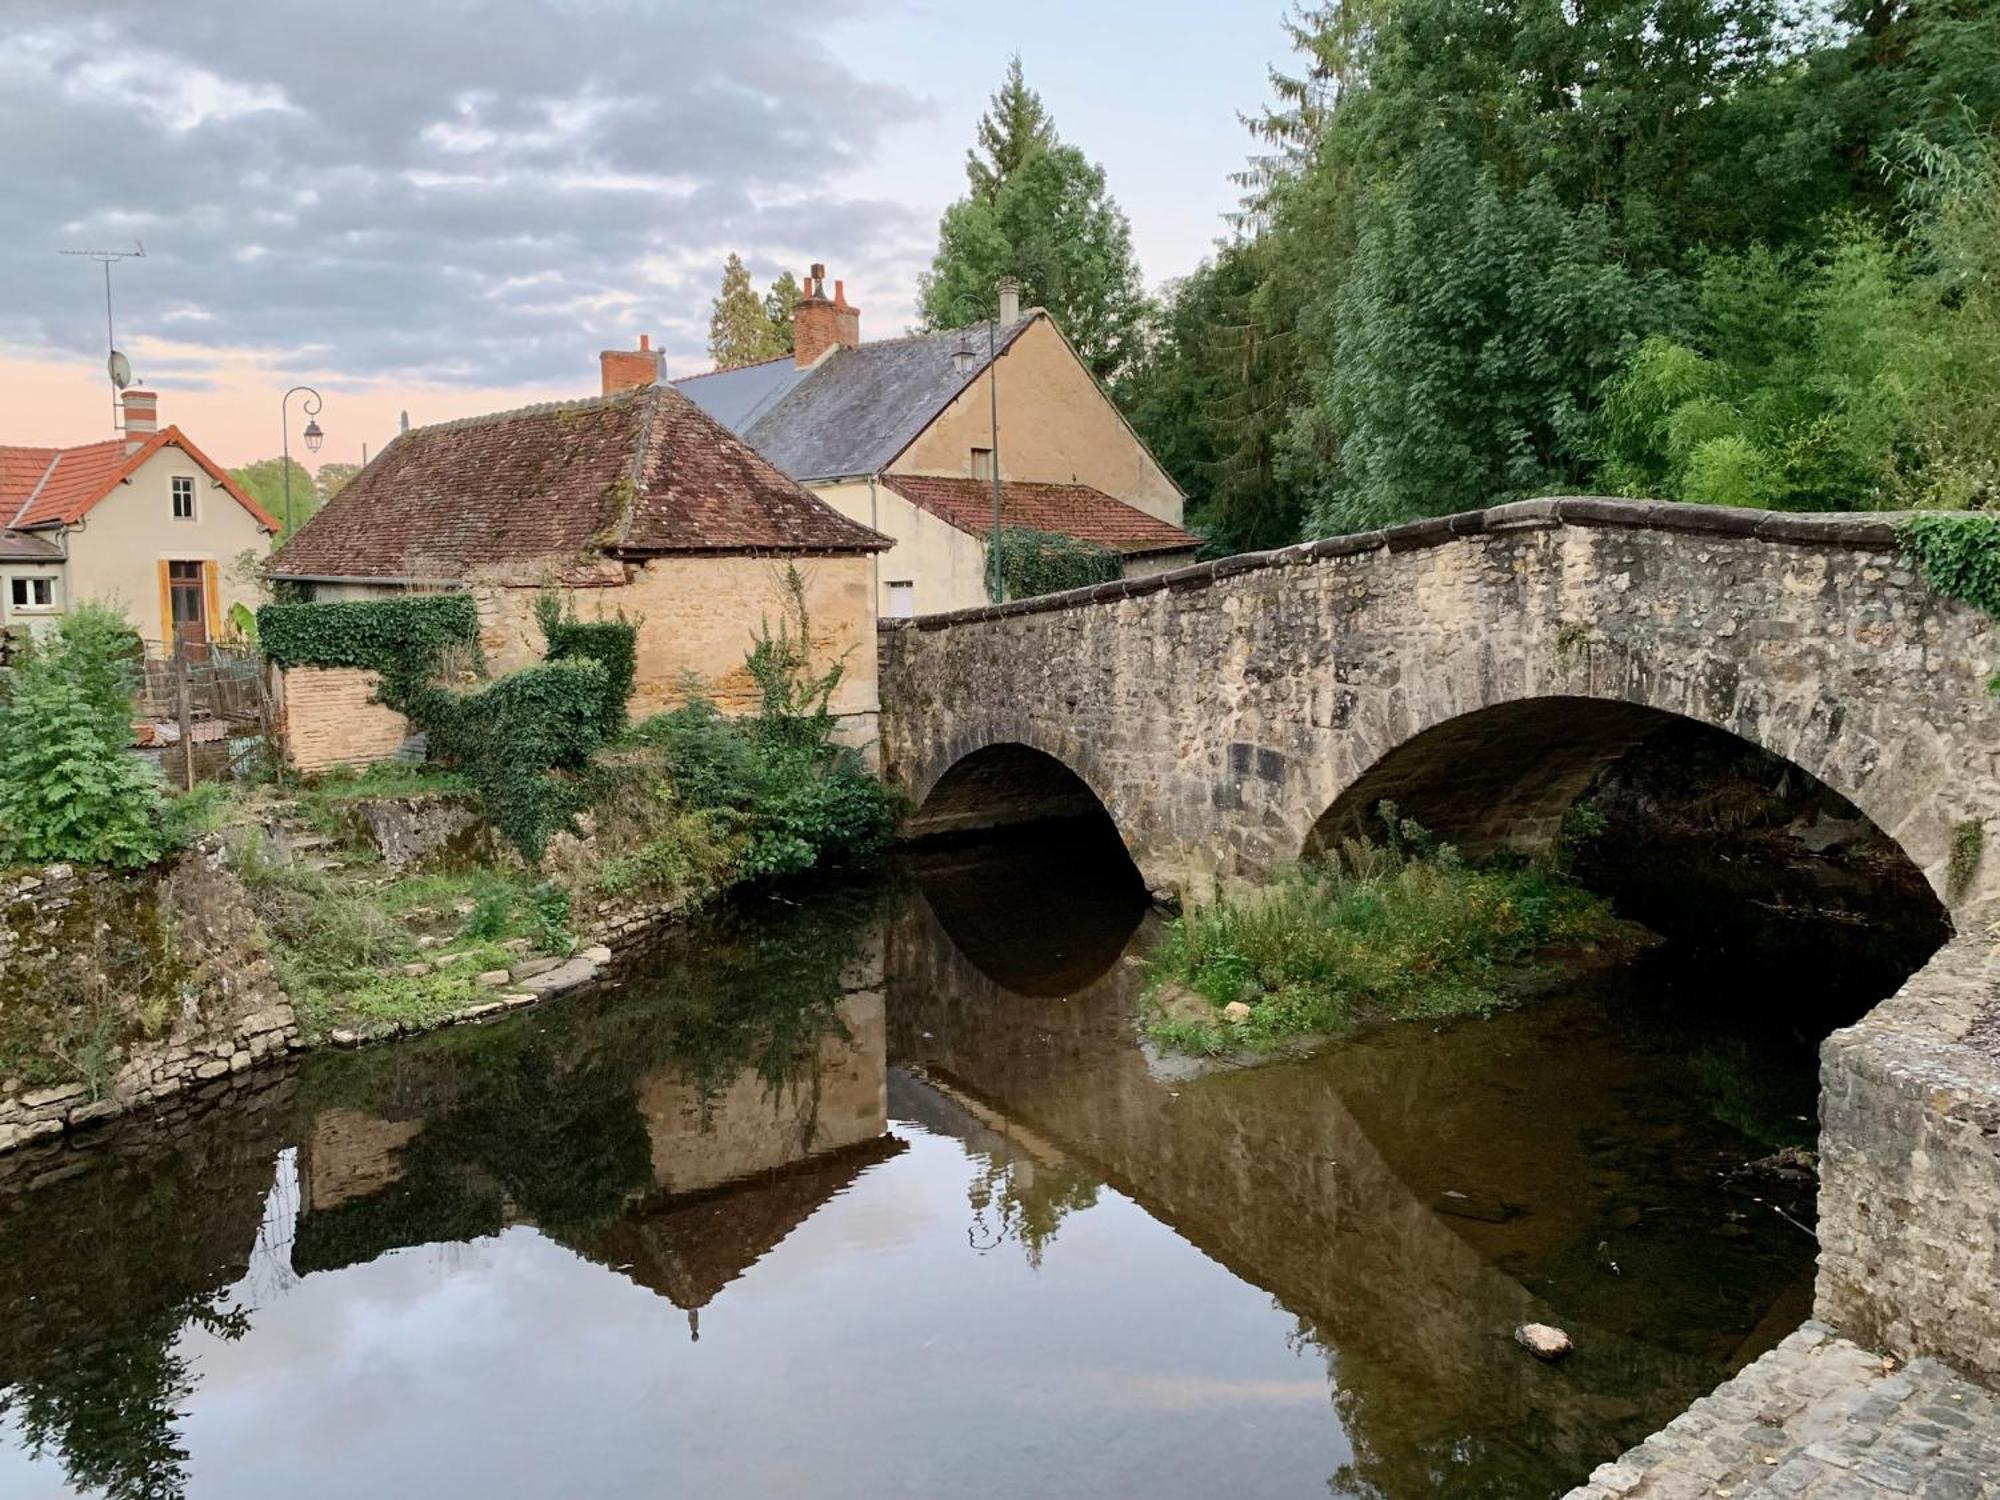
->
xmin=134 ymin=635 xmax=273 ymax=787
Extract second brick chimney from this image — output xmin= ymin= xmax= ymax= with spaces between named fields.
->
xmin=793 ymin=265 xmax=861 ymax=367
xmin=601 ymin=333 xmax=663 ymax=395
xmin=121 ymin=388 xmax=158 ymax=454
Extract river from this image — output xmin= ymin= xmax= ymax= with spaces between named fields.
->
xmin=0 ymin=822 xmax=1875 ymax=1499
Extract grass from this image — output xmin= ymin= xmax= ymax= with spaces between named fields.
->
xmin=227 ymin=834 xmax=561 ymax=1041
xmin=1142 ymin=828 xmax=1627 ymax=1056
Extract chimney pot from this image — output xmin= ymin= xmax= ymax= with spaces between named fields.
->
xmin=639 ymin=333 xmax=651 ymax=351
xmin=997 ymin=278 xmax=1022 ymax=329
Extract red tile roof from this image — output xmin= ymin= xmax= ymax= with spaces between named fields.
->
xmin=268 ymin=384 xmax=888 ymax=582
xmin=880 ymin=475 xmax=1199 ymax=556
xmin=1 ymin=430 xmax=278 ymax=532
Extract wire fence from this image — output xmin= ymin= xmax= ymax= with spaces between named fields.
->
xmin=133 ymin=634 xmax=273 ymax=787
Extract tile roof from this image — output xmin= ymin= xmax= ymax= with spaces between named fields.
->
xmin=0 ymin=430 xmax=278 ymax=532
xmin=0 ymin=528 xmax=63 ymax=562
xmin=268 ymin=384 xmax=888 ymax=582
xmin=881 ymin=475 xmax=1200 ymax=556
xmin=678 ymin=316 xmax=1038 ymax=482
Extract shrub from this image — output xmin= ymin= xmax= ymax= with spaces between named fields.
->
xmin=0 ymin=607 xmax=165 ymax=869
xmin=259 ymin=593 xmax=480 ymax=701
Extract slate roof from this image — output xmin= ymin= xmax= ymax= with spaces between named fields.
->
xmin=268 ymin=384 xmax=889 ymax=582
xmin=677 ymin=316 xmax=1039 ymax=483
xmin=881 ymin=474 xmax=1199 ymax=556
xmin=0 ymin=430 xmax=276 ymax=532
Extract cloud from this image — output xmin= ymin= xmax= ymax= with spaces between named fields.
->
xmin=1 ymin=0 xmax=939 ymax=391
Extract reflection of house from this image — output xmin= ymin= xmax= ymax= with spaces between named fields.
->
xmin=264 ymin=368 xmax=890 ymax=763
xmin=289 ymin=993 xmax=897 ymax=1313
xmin=676 ymin=268 xmax=1198 ymax=615
xmin=1 ymin=388 xmax=278 ymax=648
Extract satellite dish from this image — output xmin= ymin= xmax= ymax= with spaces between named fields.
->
xmin=107 ymin=349 xmax=133 ymax=390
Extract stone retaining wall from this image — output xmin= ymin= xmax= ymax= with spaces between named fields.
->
xmin=273 ymin=664 xmax=416 ymax=772
xmin=0 ymin=847 xmax=299 ymax=1153
xmin=1817 ymin=932 xmax=2000 ymax=1386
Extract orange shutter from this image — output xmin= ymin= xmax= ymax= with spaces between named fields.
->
xmin=156 ymin=560 xmax=173 ymax=648
xmin=202 ymin=561 xmax=221 ymax=638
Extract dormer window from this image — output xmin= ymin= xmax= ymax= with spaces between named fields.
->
xmin=171 ymin=475 xmax=195 ymax=521
xmin=970 ymin=447 xmax=995 ymax=480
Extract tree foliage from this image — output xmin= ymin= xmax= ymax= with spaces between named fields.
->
xmin=707 ymin=252 xmax=789 ymax=370
xmin=920 ymin=62 xmax=1148 ymax=382
xmin=1117 ymin=0 xmax=2000 ymax=548
xmin=230 ymin=457 xmax=317 ymax=536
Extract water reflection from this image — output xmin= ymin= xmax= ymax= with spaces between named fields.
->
xmin=0 ymin=835 xmax=1843 ymax=1499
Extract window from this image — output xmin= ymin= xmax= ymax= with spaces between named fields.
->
xmin=970 ymin=447 xmax=995 ymax=480
xmin=9 ymin=577 xmax=55 ymax=611
xmin=171 ymin=475 xmax=195 ymax=520
xmin=887 ymin=580 xmax=915 ymax=619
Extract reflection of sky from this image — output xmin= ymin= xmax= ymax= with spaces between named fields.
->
xmin=0 ymin=1123 xmax=1349 ymax=1500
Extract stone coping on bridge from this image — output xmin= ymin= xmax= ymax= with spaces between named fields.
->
xmin=881 ymin=497 xmax=1914 ymax=631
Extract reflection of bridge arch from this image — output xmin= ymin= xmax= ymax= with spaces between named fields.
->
xmin=884 ymin=892 xmax=1725 ymax=1492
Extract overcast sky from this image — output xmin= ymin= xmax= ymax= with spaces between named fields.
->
xmin=1 ymin=0 xmax=1286 ymax=467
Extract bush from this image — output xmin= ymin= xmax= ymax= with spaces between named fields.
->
xmin=0 ymin=607 xmax=165 ymax=869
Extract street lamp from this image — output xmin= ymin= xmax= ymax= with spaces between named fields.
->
xmin=281 ymin=385 xmax=324 ymax=537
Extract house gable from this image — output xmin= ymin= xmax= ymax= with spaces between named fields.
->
xmin=887 ymin=316 xmax=1184 ymax=527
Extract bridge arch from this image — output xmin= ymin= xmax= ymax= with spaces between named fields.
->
xmin=899 ymin=729 xmax=1147 ymax=870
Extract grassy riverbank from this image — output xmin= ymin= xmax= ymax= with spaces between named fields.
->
xmin=1142 ymin=828 xmax=1632 ymax=1055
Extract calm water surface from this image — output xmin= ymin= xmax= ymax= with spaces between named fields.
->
xmin=0 ymin=829 xmax=1846 ymax=1498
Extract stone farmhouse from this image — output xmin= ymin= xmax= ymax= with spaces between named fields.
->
xmin=265 ymin=376 xmax=890 ymax=769
xmin=669 ymin=267 xmax=1198 ymax=616
xmin=0 ymin=388 xmax=278 ymax=651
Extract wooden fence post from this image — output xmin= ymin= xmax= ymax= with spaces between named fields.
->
xmin=174 ymin=634 xmax=197 ymax=791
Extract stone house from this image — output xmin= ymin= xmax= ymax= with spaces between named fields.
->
xmin=671 ymin=267 xmax=1198 ymax=617
xmin=0 ymin=388 xmax=279 ymax=650
xmin=264 ymin=379 xmax=890 ymax=770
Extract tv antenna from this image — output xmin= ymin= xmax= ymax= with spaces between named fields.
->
xmin=61 ymin=240 xmax=146 ymax=429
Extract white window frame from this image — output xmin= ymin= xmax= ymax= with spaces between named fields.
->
xmin=9 ymin=576 xmax=57 ymax=612
xmin=886 ymin=580 xmax=916 ymax=619
xmin=171 ymin=474 xmax=197 ymax=521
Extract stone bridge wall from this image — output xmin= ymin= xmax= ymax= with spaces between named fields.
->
xmin=878 ymin=497 xmax=2000 ymax=1387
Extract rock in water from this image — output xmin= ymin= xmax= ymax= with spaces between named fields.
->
xmin=1515 ymin=1323 xmax=1574 ymax=1361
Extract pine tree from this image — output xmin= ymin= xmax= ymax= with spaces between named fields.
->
xmin=966 ymin=54 xmax=1056 ymax=202
xmin=708 ymin=253 xmax=787 ymax=369
xmin=764 ymin=269 xmax=799 ymax=354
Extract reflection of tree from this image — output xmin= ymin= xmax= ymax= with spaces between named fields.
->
xmin=966 ymin=1149 xmax=1098 ymax=1269
xmin=1 ymin=1296 xmax=247 ymax=1500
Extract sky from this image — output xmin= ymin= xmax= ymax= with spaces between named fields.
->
xmin=0 ymin=0 xmax=1288 ymax=471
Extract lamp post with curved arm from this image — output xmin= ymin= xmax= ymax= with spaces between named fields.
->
xmin=280 ymin=386 xmax=325 ymax=537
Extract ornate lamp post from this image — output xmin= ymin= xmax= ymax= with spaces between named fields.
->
xmin=280 ymin=385 xmax=325 ymax=536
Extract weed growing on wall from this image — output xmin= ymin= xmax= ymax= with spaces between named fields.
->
xmin=989 ymin=527 xmax=1121 ymax=601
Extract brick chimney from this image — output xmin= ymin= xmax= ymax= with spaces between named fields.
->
xmin=121 ymin=388 xmax=158 ymax=454
xmin=600 ymin=333 xmax=663 ymax=395
xmin=793 ymin=265 xmax=861 ymax=367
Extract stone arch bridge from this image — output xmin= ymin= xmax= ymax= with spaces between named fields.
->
xmin=876 ymin=496 xmax=2000 ymax=1387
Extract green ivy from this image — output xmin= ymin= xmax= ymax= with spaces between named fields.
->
xmin=415 ymin=660 xmax=609 ymax=863
xmin=259 ymin=592 xmax=617 ymax=863
xmin=1898 ymin=515 xmax=2000 ymax=621
xmin=540 ymin=619 xmax=637 ymax=738
xmin=989 ymin=526 xmax=1122 ymax=601
xmin=259 ymin=594 xmax=481 ymax=703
